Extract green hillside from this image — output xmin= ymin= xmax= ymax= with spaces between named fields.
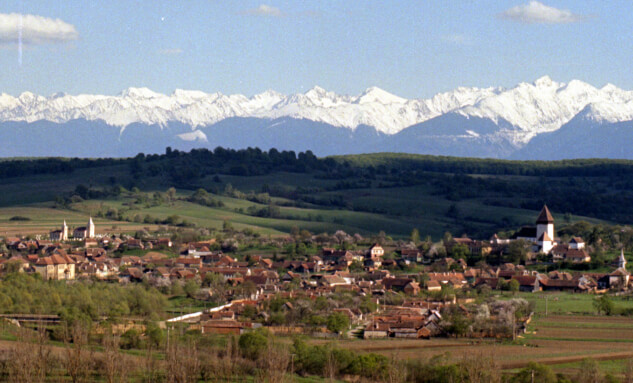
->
xmin=0 ymin=148 xmax=630 ymax=239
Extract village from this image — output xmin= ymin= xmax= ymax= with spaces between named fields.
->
xmin=0 ymin=206 xmax=630 ymax=342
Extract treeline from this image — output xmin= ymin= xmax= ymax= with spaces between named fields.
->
xmin=0 ymin=273 xmax=166 ymax=321
xmin=335 ymin=152 xmax=633 ymax=177
xmin=7 ymin=146 xmax=633 ymax=182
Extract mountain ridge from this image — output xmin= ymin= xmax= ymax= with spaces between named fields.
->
xmin=2 ymin=77 xmax=633 ymax=159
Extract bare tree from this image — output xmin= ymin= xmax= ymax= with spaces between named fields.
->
xmin=323 ymin=347 xmax=338 ymax=383
xmin=575 ymin=358 xmax=602 ymax=383
xmin=386 ymin=353 xmax=408 ymax=383
xmin=100 ymin=332 xmax=128 ymax=383
xmin=63 ymin=323 xmax=94 ymax=383
xmin=257 ymin=337 xmax=290 ymax=383
xmin=7 ymin=328 xmax=36 ymax=383
xmin=625 ymin=358 xmax=633 ymax=383
xmin=141 ymin=344 xmax=161 ymax=383
xmin=165 ymin=337 xmax=201 ymax=383
xmin=459 ymin=352 xmax=501 ymax=383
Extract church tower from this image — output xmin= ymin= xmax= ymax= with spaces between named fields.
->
xmin=88 ymin=217 xmax=95 ymax=238
xmin=62 ymin=220 xmax=68 ymax=241
xmin=535 ymin=205 xmax=554 ymax=244
xmin=617 ymin=249 xmax=627 ymax=269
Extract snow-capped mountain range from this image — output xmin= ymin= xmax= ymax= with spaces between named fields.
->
xmin=2 ymin=76 xmax=633 ymax=159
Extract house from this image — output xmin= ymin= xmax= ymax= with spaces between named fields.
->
xmin=382 ymin=277 xmax=414 ymax=292
xmin=399 ymin=248 xmax=423 ymax=264
xmin=363 ymin=322 xmax=390 ymax=339
xmin=426 ymin=280 xmax=442 ymax=291
xmin=368 ymin=244 xmax=384 ymax=258
xmin=566 ymin=249 xmax=591 ymax=263
xmin=539 ymin=278 xmax=580 ymax=292
xmin=34 ymin=253 xmax=76 ymax=280
xmin=427 ymin=272 xmax=468 ymax=289
xmin=175 ymin=257 xmax=202 ymax=269
xmin=201 ymin=320 xmax=253 ymax=335
xmin=569 ymin=237 xmax=585 ymax=250
xmin=511 ymin=275 xmax=541 ymax=292
xmin=551 ymin=244 xmax=591 ymax=263
xmin=403 ymin=281 xmax=421 ymax=295
xmin=126 ymin=238 xmax=145 ymax=250
xmin=120 ymin=267 xmax=144 ymax=282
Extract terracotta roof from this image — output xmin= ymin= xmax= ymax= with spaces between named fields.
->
xmin=536 ymin=205 xmax=554 ymax=224
xmin=538 ymin=232 xmax=552 ymax=242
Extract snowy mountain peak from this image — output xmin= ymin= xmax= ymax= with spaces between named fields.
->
xmin=172 ymin=89 xmax=208 ymax=100
xmin=355 ymin=86 xmax=406 ymax=104
xmin=533 ymin=75 xmax=556 ymax=88
xmin=2 ymin=77 xmax=633 ymax=141
xmin=119 ymin=87 xmax=162 ymax=99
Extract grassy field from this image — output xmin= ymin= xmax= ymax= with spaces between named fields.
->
xmin=314 ymin=293 xmax=633 ymax=379
xmin=0 ymin=204 xmax=159 ymax=236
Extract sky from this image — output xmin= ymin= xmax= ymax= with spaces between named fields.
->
xmin=0 ymin=1 xmax=632 ymax=99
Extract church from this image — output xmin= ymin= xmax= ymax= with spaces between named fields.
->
xmin=511 ymin=205 xmax=556 ymax=253
xmin=49 ymin=220 xmax=69 ymax=241
xmin=50 ymin=217 xmax=95 ymax=241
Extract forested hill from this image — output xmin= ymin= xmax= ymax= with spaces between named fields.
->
xmin=2 ymin=148 xmax=633 ymax=237
xmin=5 ymin=148 xmax=633 ymax=179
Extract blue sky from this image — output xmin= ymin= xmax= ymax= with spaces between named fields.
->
xmin=1 ymin=1 xmax=631 ymax=98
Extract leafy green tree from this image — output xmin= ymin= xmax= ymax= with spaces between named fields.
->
xmin=507 ymin=239 xmax=530 ymax=264
xmin=238 ymin=330 xmax=268 ymax=360
xmin=326 ymin=312 xmax=350 ymax=335
xmin=508 ymin=279 xmax=520 ymax=294
xmin=449 ymin=243 xmax=470 ymax=260
xmin=120 ymin=328 xmax=143 ymax=350
xmin=145 ymin=320 xmax=164 ymax=348
xmin=183 ymin=278 xmax=200 ymax=299
xmin=593 ymin=295 xmax=614 ymax=316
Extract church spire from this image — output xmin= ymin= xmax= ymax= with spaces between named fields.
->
xmin=536 ymin=205 xmax=554 ymax=224
xmin=617 ymin=248 xmax=627 ymax=269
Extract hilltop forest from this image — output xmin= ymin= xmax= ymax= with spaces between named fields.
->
xmin=2 ymin=147 xmax=633 ymax=239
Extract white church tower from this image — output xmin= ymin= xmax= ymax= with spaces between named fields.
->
xmin=536 ymin=205 xmax=554 ymax=244
xmin=88 ymin=216 xmax=95 ymax=238
xmin=62 ymin=220 xmax=68 ymax=241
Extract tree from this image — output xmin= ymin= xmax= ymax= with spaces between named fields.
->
xmin=166 ymin=187 xmax=177 ymax=204
xmin=238 ymin=330 xmax=268 ymax=360
xmin=624 ymin=358 xmax=633 ymax=383
xmin=575 ymin=358 xmax=601 ymax=383
xmin=511 ymin=362 xmax=556 ymax=383
xmin=507 ymin=279 xmax=520 ymax=294
xmin=326 ymin=312 xmax=350 ymax=336
xmin=257 ymin=337 xmax=290 ymax=383
xmin=507 ymin=239 xmax=530 ymax=264
xmin=100 ymin=331 xmax=128 ymax=383
xmin=593 ymin=295 xmax=614 ymax=316
xmin=183 ymin=278 xmax=200 ymax=299
xmin=63 ymin=323 xmax=93 ymax=383
xmin=410 ymin=228 xmax=421 ymax=245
